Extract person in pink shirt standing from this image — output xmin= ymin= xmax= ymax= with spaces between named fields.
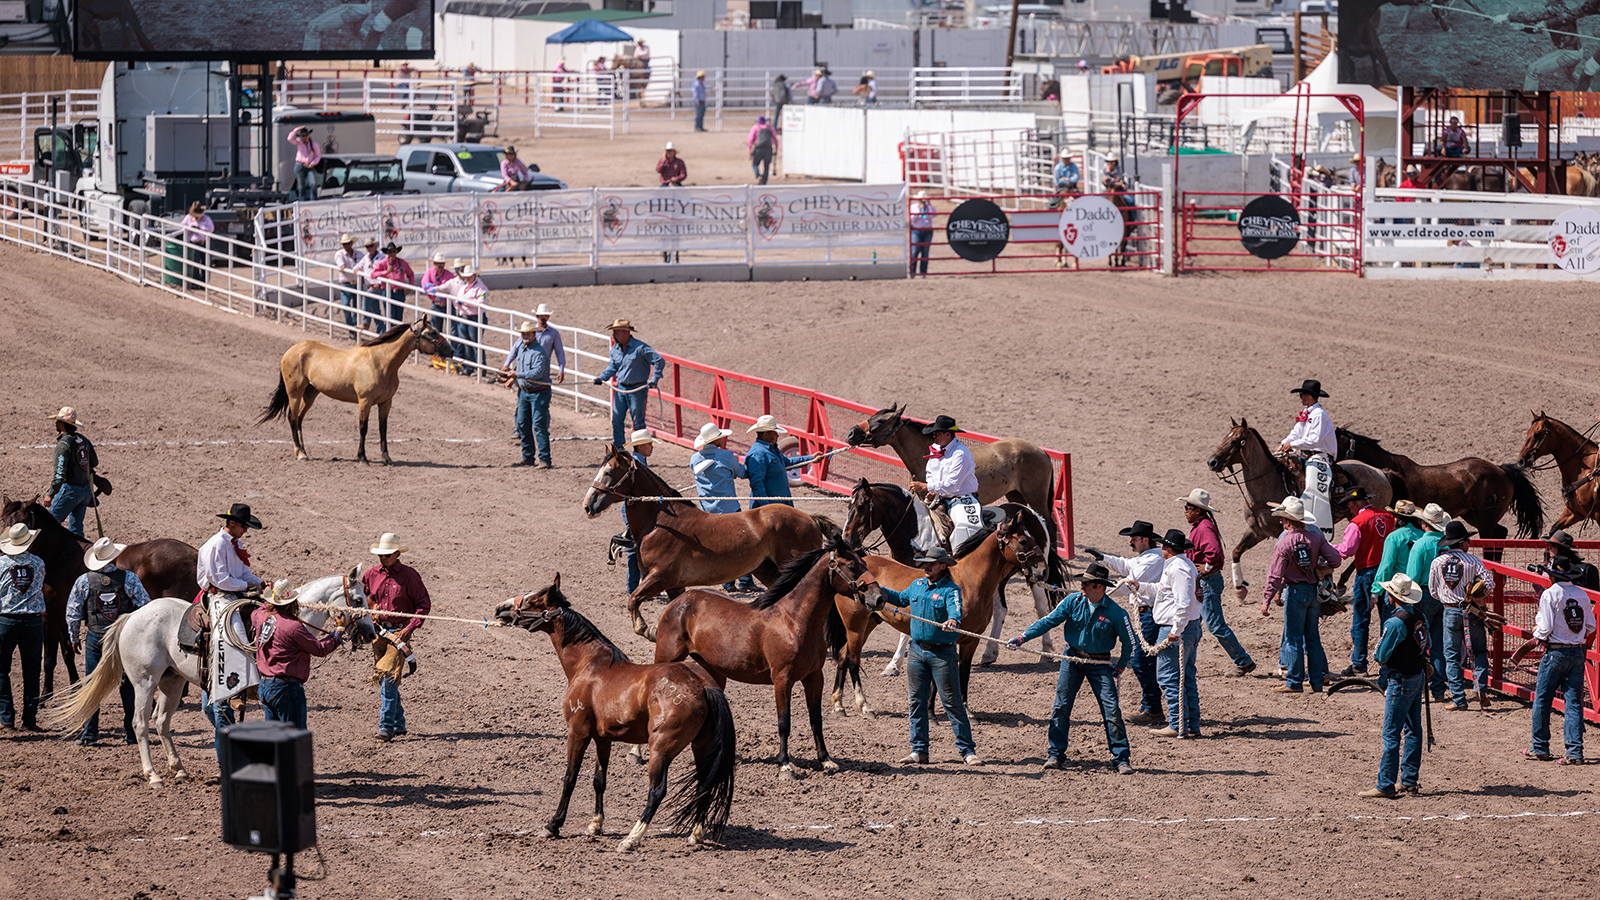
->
xmin=446 ymin=264 xmax=488 ymax=374
xmin=418 ymin=251 xmax=455 ymax=332
xmin=368 ymin=242 xmax=415 ymax=331
xmin=179 ymin=201 xmax=215 ymax=288
xmin=1179 ymin=488 xmax=1255 ymax=677
xmin=747 ymin=115 xmax=778 ymax=185
xmin=288 ymin=126 xmax=322 ymax=201
xmin=251 ymin=580 xmax=345 ymax=730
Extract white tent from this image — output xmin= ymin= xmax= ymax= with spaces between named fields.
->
xmin=1238 ymin=54 xmax=1398 ymax=153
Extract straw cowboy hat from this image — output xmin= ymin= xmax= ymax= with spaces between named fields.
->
xmin=606 ymin=318 xmax=636 ymax=332
xmin=370 ymin=533 xmax=408 ymax=556
xmin=533 ymin=303 xmax=554 ymax=317
xmin=1177 ymin=488 xmax=1218 ymax=513
xmin=460 ymin=265 xmax=478 ymax=277
xmin=915 ymin=190 xmax=929 ymax=199
xmin=266 ymin=578 xmax=298 ymax=607
xmin=340 ymin=233 xmax=356 ymax=245
xmin=1291 ymin=378 xmax=1329 ymax=398
xmin=1350 ymin=154 xmax=1364 ymax=164
xmin=864 ymin=70 xmax=875 ymax=78
xmin=1270 ymin=496 xmax=1316 ymax=524
xmin=0 ymin=523 xmax=40 ymax=557
xmin=452 ymin=257 xmax=466 ymax=270
xmin=431 ymin=251 xmax=449 ymax=263
xmin=747 ymin=415 xmax=788 ymax=435
xmin=1378 ymin=573 xmax=1424 ymax=605
xmin=217 ymin=503 xmax=264 ymax=530
xmin=624 ymin=429 xmax=657 ymax=448
xmin=1439 ymin=519 xmax=1476 ymax=548
xmin=1387 ymin=498 xmax=1422 ymax=520
xmin=1415 ymin=502 xmax=1451 ymax=532
xmin=364 ymin=237 xmax=380 ymax=248
xmin=696 ymin=70 xmax=706 ymax=77
xmin=694 ymin=422 xmax=733 ymax=450
xmin=83 ymin=537 xmax=127 ymax=572
xmin=516 ymin=320 xmax=541 ymax=334
xmin=813 ymin=69 xmax=823 ymax=76
xmin=48 ymin=406 xmax=85 ymax=428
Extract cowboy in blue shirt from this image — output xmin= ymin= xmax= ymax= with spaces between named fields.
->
xmin=0 ymin=523 xmax=47 ymax=731
xmin=1009 ymin=562 xmax=1135 ymax=774
xmin=691 ymin=422 xmax=756 ymax=592
xmin=502 ymin=313 xmax=566 ymax=468
xmin=1053 ymin=152 xmax=1080 ymax=193
xmin=66 ymin=537 xmax=153 ymax=745
xmin=871 ymin=547 xmax=980 ymax=766
xmin=593 ymin=319 xmax=665 ymax=449
xmin=744 ymin=415 xmax=813 ymax=508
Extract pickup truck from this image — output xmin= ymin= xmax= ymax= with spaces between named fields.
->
xmin=396 ymin=143 xmax=565 ymax=193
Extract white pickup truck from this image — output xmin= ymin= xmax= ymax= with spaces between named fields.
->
xmin=396 ymin=143 xmax=565 ymax=193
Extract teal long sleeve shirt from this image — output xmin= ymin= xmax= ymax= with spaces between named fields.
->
xmin=1403 ymin=531 xmax=1445 ymax=589
xmin=1371 ymin=522 xmax=1424 ymax=599
xmin=1020 ymin=591 xmax=1133 ymax=668
xmin=878 ymin=574 xmax=962 ymax=645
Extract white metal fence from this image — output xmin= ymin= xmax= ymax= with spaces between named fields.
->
xmin=0 ymin=90 xmax=100 ymax=161
xmin=909 ymin=68 xmax=1022 ymax=106
xmin=1363 ymin=186 xmax=1600 ymax=279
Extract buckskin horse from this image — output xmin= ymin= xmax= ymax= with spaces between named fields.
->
xmin=653 ymin=538 xmax=881 ymax=780
xmin=1205 ymin=420 xmax=1394 ymax=600
xmin=257 ymin=319 xmax=454 ymax=464
xmin=1337 ymin=427 xmax=1543 ymax=539
xmin=1518 ymin=412 xmax=1600 ymax=532
xmin=495 ymin=576 xmax=736 ymax=852
xmin=582 ymin=445 xmax=837 ymax=640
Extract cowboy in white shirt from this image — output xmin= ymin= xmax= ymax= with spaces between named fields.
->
xmin=1088 ymin=520 xmax=1167 ymax=725
xmin=197 ymin=503 xmax=265 ymax=598
xmin=195 ymin=502 xmax=266 ymax=761
xmin=909 ymin=415 xmax=982 ymax=550
xmin=353 ymin=237 xmax=381 ymax=332
xmin=1279 ymin=378 xmax=1337 ymax=530
xmin=1123 ymin=528 xmax=1205 ymax=737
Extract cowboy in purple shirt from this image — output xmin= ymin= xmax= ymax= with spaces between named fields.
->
xmin=1180 ymin=489 xmax=1255 ymax=677
xmin=1261 ymin=496 xmax=1341 ymax=693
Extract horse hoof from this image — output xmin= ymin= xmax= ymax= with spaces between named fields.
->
xmin=858 ymin=708 xmax=876 ymax=720
xmin=882 ymin=664 xmax=901 ymax=677
xmin=587 ymin=816 xmax=604 ymax=836
xmin=822 ymin=759 xmax=841 ymax=775
xmin=171 ymin=769 xmax=189 ymax=783
xmin=688 ymin=824 xmax=705 ymax=847
xmin=832 ymin=707 xmax=848 ymax=717
xmin=778 ymin=765 xmax=798 ymax=781
xmin=615 ymin=840 xmax=636 ymax=853
xmin=147 ymin=775 xmax=164 ymax=788
xmin=539 ymin=826 xmax=558 ymax=839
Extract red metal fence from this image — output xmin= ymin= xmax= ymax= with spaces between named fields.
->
xmin=1477 ymin=540 xmax=1598 ymax=725
xmin=640 ymin=353 xmax=1074 ymax=556
xmin=908 ymin=191 xmax=1161 ymax=276
xmin=1178 ymin=188 xmax=1362 ymax=274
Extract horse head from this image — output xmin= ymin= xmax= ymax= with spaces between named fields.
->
xmin=844 ymin=402 xmax=906 ymax=447
xmin=996 ymin=505 xmax=1050 ymax=585
xmin=494 ymin=572 xmax=567 ymax=632
xmin=583 ymin=446 xmax=632 ymax=518
xmin=825 ymin=539 xmax=882 ymax=609
xmin=411 ymin=319 xmax=455 ymax=359
xmin=339 ymin=565 xmax=376 ymax=648
xmin=842 ymin=478 xmax=879 ymax=546
xmin=1206 ymin=419 xmax=1252 ymax=474
xmin=1517 ymin=410 xmax=1555 ymax=467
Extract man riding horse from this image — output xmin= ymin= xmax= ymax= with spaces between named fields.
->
xmin=1279 ymin=379 xmax=1337 ymax=531
xmin=908 ymin=415 xmax=983 ymax=551
xmin=195 ymin=503 xmax=267 ymax=757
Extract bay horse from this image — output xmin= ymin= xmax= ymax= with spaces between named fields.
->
xmin=47 ymin=571 xmax=366 ymax=785
xmin=828 ymin=503 xmax=1051 ymax=717
xmin=653 ymin=538 xmax=881 ymax=780
xmin=1336 ymin=427 xmax=1543 ymax=539
xmin=582 ymin=445 xmax=836 ymax=640
xmin=257 ymin=319 xmax=453 ymax=464
xmin=1518 ymin=412 xmax=1600 ymax=532
xmin=1205 ymin=419 xmax=1394 ymax=600
xmin=494 ymin=575 xmax=736 ymax=852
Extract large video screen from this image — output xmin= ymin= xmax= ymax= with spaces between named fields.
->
xmin=1339 ymin=0 xmax=1599 ymax=90
xmin=73 ymin=0 xmax=436 ymax=61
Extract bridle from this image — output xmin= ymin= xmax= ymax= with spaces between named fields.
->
xmin=506 ymin=594 xmax=562 ymax=630
xmin=828 ymin=549 xmax=877 ymax=600
xmin=1521 ymin=417 xmax=1599 ymax=473
xmin=997 ymin=518 xmax=1047 ymax=581
xmin=846 ymin=483 xmax=915 ymax=555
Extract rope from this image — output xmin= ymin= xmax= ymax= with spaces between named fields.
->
xmin=883 ymin=606 xmax=1177 ymax=666
xmin=220 ymin=598 xmax=262 ymax=653
xmin=296 ymin=601 xmax=505 ymax=629
xmin=1436 ymin=2 xmax=1590 ymax=43
xmin=627 ymin=495 xmax=855 ymax=503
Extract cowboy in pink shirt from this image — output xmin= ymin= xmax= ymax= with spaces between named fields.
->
xmin=251 ymin=582 xmax=344 ymax=729
xmin=368 ymin=242 xmax=415 ymax=330
xmin=288 ymin=126 xmax=322 ymax=201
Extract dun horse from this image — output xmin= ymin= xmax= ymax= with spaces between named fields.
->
xmin=258 ymin=319 xmax=453 ymax=464
xmin=653 ymin=539 xmax=881 ymax=779
xmin=582 ymin=446 xmax=835 ymax=639
xmin=495 ymin=576 xmax=737 ymax=852
xmin=1518 ymin=412 xmax=1600 ymax=532
xmin=1337 ymin=427 xmax=1543 ymax=538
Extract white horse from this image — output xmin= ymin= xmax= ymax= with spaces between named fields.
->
xmin=46 ymin=568 xmax=370 ymax=786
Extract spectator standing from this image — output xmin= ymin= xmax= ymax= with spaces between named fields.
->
xmin=368 ymin=242 xmax=415 ymax=330
xmin=748 ymin=115 xmax=778 ymax=185
xmin=0 ymin=523 xmax=45 ymax=733
xmin=744 ymin=416 xmax=813 ymax=508
xmin=592 ymin=319 xmax=664 ymax=448
xmin=288 ymin=126 xmax=322 ymax=201
xmin=853 ymin=70 xmax=878 ymax=104
xmin=692 ymin=70 xmax=708 ymax=132
xmin=180 ymin=202 xmax=215 ymax=288
xmin=334 ymin=234 xmax=364 ymax=338
xmin=799 ymin=69 xmax=823 ymax=104
xmin=446 ymin=264 xmax=487 ymax=374
xmin=45 ymin=406 xmax=97 ymax=538
xmin=909 ymin=190 xmax=935 ymax=277
xmin=690 ymin=422 xmax=754 ymax=592
xmin=66 ymin=537 xmax=152 ymax=745
xmin=355 ymin=237 xmax=381 ymax=331
xmin=418 ymin=251 xmax=455 ymax=333
xmin=501 ymin=308 xmax=565 ymax=469
xmin=816 ymin=68 xmax=838 ymax=104
xmin=770 ymin=73 xmax=790 ymax=129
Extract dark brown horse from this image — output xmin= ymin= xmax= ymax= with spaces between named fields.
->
xmin=654 ymin=538 xmax=881 ymax=779
xmin=494 ymin=575 xmax=736 ymax=852
xmin=116 ymin=539 xmax=200 ymax=602
xmin=1336 ymin=427 xmax=1543 ymax=539
xmin=582 ymin=445 xmax=834 ymax=640
xmin=258 ymin=320 xmax=453 ymax=464
xmin=1517 ymin=412 xmax=1600 ymax=532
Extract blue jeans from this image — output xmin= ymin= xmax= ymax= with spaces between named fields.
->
xmin=81 ymin=628 xmax=134 ymax=741
xmin=905 ymin=641 xmax=975 ymax=756
xmin=1132 ymin=606 xmax=1163 ymax=716
xmin=50 ymin=482 xmax=92 ymax=538
xmin=379 ymin=675 xmax=406 ymax=734
xmin=1532 ymin=645 xmax=1587 ymax=759
xmin=1442 ymin=605 xmax=1488 ymax=706
xmin=515 ymin=387 xmax=553 ymax=465
xmin=1049 ymin=659 xmax=1129 ymax=764
xmin=694 ymin=100 xmax=707 ymax=130
xmin=428 ymin=302 xmax=446 ymax=334
xmin=293 ymin=162 xmax=316 ymax=201
xmin=1348 ymin=566 xmax=1380 ymax=669
xmin=338 ymin=287 xmax=360 ymax=337
xmin=0 ymin=614 xmax=43 ymax=727
xmin=200 ymin=688 xmax=236 ymax=764
xmin=258 ymin=677 xmax=308 ymax=730
xmin=1378 ymin=671 xmax=1424 ymax=789
xmin=751 ymin=147 xmax=772 ymax=184
xmin=1199 ymin=572 xmax=1252 ymax=668
xmin=910 ymin=229 xmax=932 ymax=275
xmin=385 ymin=287 xmax=407 ymax=330
xmin=451 ymin=311 xmax=484 ymax=369
xmin=1282 ymin=583 xmax=1327 ymax=690
xmin=361 ymin=289 xmax=386 ymax=333
xmin=1417 ymin=590 xmax=1447 ymax=698
xmin=1155 ymin=619 xmax=1203 ymax=734
xmin=610 ymin=386 xmax=649 ymax=448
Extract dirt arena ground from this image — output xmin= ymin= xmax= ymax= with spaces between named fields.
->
xmin=3 ymin=236 xmax=1600 ymax=899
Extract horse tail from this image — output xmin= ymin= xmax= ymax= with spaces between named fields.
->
xmin=811 ymin=514 xmax=842 ymax=544
xmin=667 ymin=685 xmax=737 ymax=841
xmin=257 ymin=372 xmax=290 ymax=425
xmin=44 ymin=617 xmax=128 ymax=733
xmin=1502 ymin=462 xmax=1545 ymax=539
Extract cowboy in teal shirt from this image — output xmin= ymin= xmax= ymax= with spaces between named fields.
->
xmin=1401 ymin=504 xmax=1450 ymax=698
xmin=1370 ymin=501 xmax=1426 ymax=609
xmin=744 ymin=415 xmax=813 ymax=508
xmin=1016 ymin=587 xmax=1133 ymax=671
xmin=876 ymin=560 xmax=964 ymax=645
xmin=871 ymin=547 xmax=978 ymax=764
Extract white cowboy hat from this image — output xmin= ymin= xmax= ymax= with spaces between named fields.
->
xmin=1378 ymin=573 xmax=1424 ymax=605
xmin=1269 ymin=496 xmax=1315 ymax=524
xmin=747 ymin=415 xmax=788 ymax=435
xmin=1177 ymin=488 xmax=1218 ymax=513
xmin=83 ymin=537 xmax=127 ymax=572
xmin=696 ymin=70 xmax=706 ymax=77
xmin=624 ymin=429 xmax=657 ymax=448
xmin=0 ymin=523 xmax=40 ymax=556
xmin=48 ymin=406 xmax=85 ymax=427
xmin=460 ymin=265 xmax=478 ymax=277
xmin=1416 ymin=502 xmax=1451 ymax=532
xmin=340 ymin=233 xmax=356 ymax=245
xmin=663 ymin=141 xmax=676 ymax=151
xmin=1058 ymin=150 xmax=1072 ymax=158
xmin=266 ymin=578 xmax=298 ymax=607
xmin=533 ymin=303 xmax=554 ymax=317
xmin=370 ymin=533 xmax=408 ymax=556
xmin=451 ymin=257 xmax=467 ymax=269
xmin=431 ymin=251 xmax=449 ymax=263
xmin=915 ymin=190 xmax=929 ymax=199
xmin=694 ymin=422 xmax=733 ymax=450
xmin=864 ymin=70 xmax=875 ymax=77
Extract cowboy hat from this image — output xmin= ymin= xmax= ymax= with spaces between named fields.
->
xmin=1078 ymin=561 xmax=1117 ymax=587
xmin=217 ymin=503 xmax=264 ymax=530
xmin=266 ymin=578 xmax=298 ymax=607
xmin=1157 ymin=528 xmax=1193 ymax=552
xmin=48 ymin=406 xmax=85 ymax=428
xmin=813 ymin=69 xmax=823 ymax=76
xmin=1387 ymin=498 xmax=1421 ymax=520
xmin=1379 ymin=573 xmax=1424 ymax=605
xmin=1118 ymin=520 xmax=1159 ymax=540
xmin=533 ymin=303 xmax=554 ymax=316
xmin=1177 ymin=488 xmax=1218 ymax=513
xmin=0 ymin=523 xmax=40 ymax=557
xmin=364 ymin=237 xmax=380 ymax=247
xmin=452 ymin=258 xmax=466 ymax=269
xmin=756 ymin=115 xmax=768 ymax=124
xmin=624 ymin=429 xmax=657 ymax=448
xmin=460 ymin=265 xmax=478 ymax=277
xmin=516 ymin=320 xmax=541 ymax=334
xmin=915 ymin=190 xmax=929 ymax=199
xmin=83 ymin=537 xmax=127 ymax=572
xmin=864 ymin=70 xmax=875 ymax=77
xmin=293 ymin=125 xmax=312 ymax=136
xmin=1270 ymin=496 xmax=1315 ymax=524
xmin=1336 ymin=485 xmax=1369 ymax=505
xmin=1439 ymin=519 xmax=1476 ymax=548
xmin=1058 ymin=149 xmax=1073 ymax=158
xmin=663 ymin=141 xmax=676 ymax=151
xmin=1291 ymin=379 xmax=1329 ymax=398
xmin=1350 ymin=154 xmax=1363 ymax=164
xmin=340 ymin=233 xmax=356 ymax=245
xmin=606 ymin=318 xmax=636 ymax=332
xmin=747 ymin=415 xmax=788 ymax=435
xmin=695 ymin=69 xmax=706 ymax=77
xmin=1546 ymin=556 xmax=1579 ymax=582
xmin=370 ymin=532 xmax=407 ymax=556
xmin=913 ymin=547 xmax=957 ymax=566
xmin=920 ymin=415 xmax=963 ymax=436
xmin=694 ymin=422 xmax=733 ymax=450
xmin=1415 ymin=503 xmax=1451 ymax=532
xmin=504 ymin=145 xmax=518 ymax=153
xmin=380 ymin=242 xmax=402 ymax=254
xmin=431 ymin=251 xmax=449 ymax=263
xmin=1545 ymin=530 xmax=1577 ymax=551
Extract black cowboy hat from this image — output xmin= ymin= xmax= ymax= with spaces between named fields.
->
xmin=1439 ymin=519 xmax=1476 ymax=548
xmin=1545 ymin=530 xmax=1577 ymax=551
xmin=913 ymin=547 xmax=957 ymax=566
xmin=217 ymin=503 xmax=264 ymax=530
xmin=1337 ymin=485 xmax=1368 ymax=504
xmin=1292 ymin=379 xmax=1330 ymax=398
xmin=920 ymin=415 xmax=964 ymax=436
xmin=1157 ymin=528 xmax=1193 ymax=552
xmin=1118 ymin=520 xmax=1159 ymax=541
xmin=1546 ymin=556 xmax=1579 ymax=582
xmin=1078 ymin=562 xmax=1117 ymax=587
xmin=380 ymin=241 xmax=402 ymax=254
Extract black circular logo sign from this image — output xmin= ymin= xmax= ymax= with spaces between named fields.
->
xmin=1237 ymin=195 xmax=1301 ymax=260
xmin=945 ymin=199 xmax=1010 ymax=262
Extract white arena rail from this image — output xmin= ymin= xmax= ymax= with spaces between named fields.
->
xmin=0 ymin=90 xmax=101 ymax=160
xmin=909 ymin=68 xmax=1023 ymax=106
xmin=1363 ymin=186 xmax=1600 ymax=280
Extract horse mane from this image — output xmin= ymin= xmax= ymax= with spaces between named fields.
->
xmin=359 ymin=322 xmax=412 ymax=347
xmin=869 ymin=482 xmax=911 ymax=500
xmin=625 ymin=454 xmax=685 ymax=504
xmin=11 ymin=500 xmax=85 ymax=552
xmin=555 ymin=605 xmax=627 ymax=663
xmin=952 ymin=523 xmax=994 ymax=559
xmin=1337 ymin=427 xmax=1383 ymax=451
xmin=749 ymin=543 xmax=833 ymax=610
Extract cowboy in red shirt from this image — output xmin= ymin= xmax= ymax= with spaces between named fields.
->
xmin=1332 ymin=486 xmax=1396 ymax=677
xmin=1179 ymin=489 xmax=1255 ymax=677
xmin=362 ymin=532 xmax=430 ymax=742
xmin=252 ymin=580 xmax=344 ymax=729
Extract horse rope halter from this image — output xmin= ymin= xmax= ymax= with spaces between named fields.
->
xmin=828 ymin=550 xmax=876 ymax=601
xmin=997 ymin=518 xmax=1047 ymax=584
xmin=508 ymin=593 xmax=562 ymax=630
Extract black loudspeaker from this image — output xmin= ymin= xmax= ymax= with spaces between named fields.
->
xmin=220 ymin=721 xmax=316 ymax=854
xmin=1503 ymin=113 xmax=1523 ymax=149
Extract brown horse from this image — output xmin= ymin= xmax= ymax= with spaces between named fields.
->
xmin=1518 ymin=412 xmax=1600 ymax=532
xmin=653 ymin=539 xmax=880 ymax=779
xmin=1204 ymin=420 xmax=1394 ymax=600
xmin=257 ymin=320 xmax=453 ymax=464
xmin=828 ymin=503 xmax=1050 ymax=717
xmin=1336 ymin=427 xmax=1543 ymax=539
xmin=116 ymin=539 xmax=200 ymax=602
xmin=582 ymin=445 xmax=834 ymax=639
xmin=494 ymin=575 xmax=736 ymax=853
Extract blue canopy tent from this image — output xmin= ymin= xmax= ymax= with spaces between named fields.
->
xmin=545 ymin=19 xmax=635 ymax=44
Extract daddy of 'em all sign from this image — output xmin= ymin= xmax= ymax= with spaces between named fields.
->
xmin=1549 ymin=209 xmax=1600 ymax=274
xmin=945 ymin=199 xmax=1010 ymax=262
